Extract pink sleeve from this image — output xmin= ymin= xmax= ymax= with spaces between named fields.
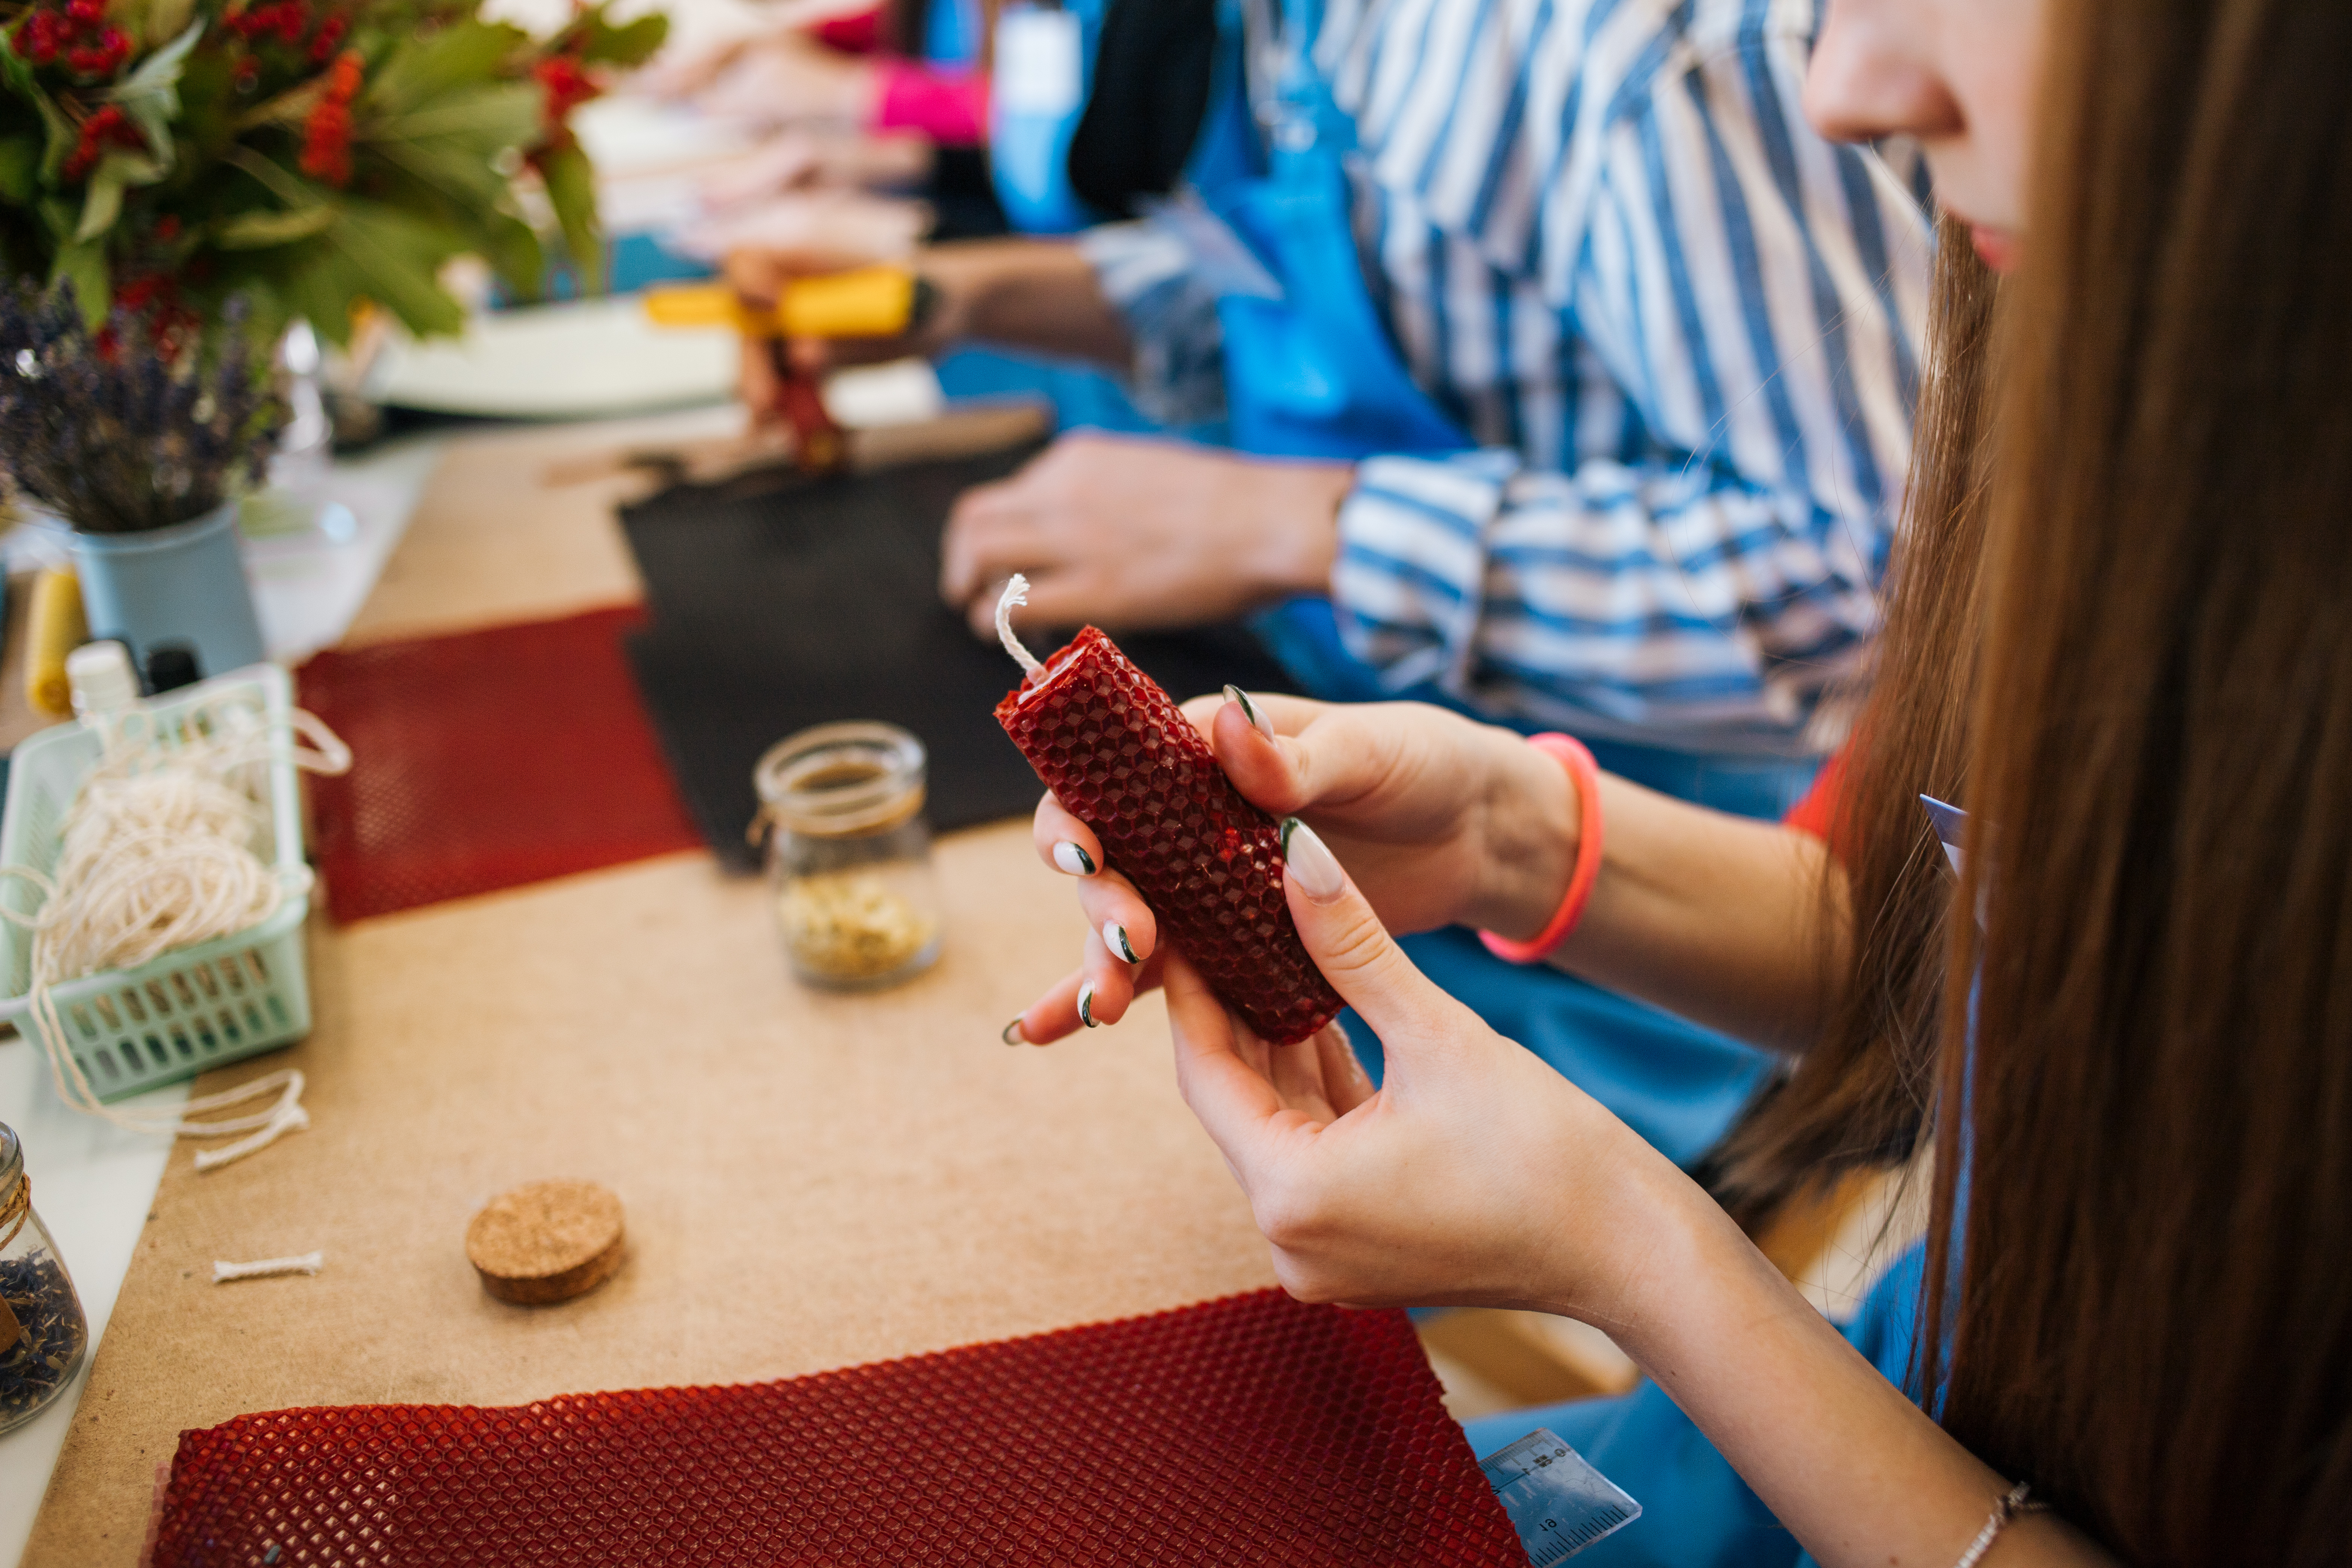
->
xmin=869 ymin=58 xmax=989 ymax=144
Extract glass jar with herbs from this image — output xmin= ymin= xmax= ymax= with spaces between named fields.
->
xmin=753 ymin=723 xmax=944 ymax=991
xmin=0 ymin=1121 xmax=89 ymax=1434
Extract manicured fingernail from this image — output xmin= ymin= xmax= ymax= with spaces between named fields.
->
xmin=1052 ymin=841 xmax=1097 ymax=876
xmin=1001 ymin=1018 xmax=1029 ymax=1046
xmin=1104 ymin=920 xmax=1140 ymax=964
xmin=1078 ymin=981 xmax=1100 ymax=1028
xmin=1223 ymin=684 xmax=1275 ymax=740
xmin=1281 ymin=818 xmax=1346 ymax=903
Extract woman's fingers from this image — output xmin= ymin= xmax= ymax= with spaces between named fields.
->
xmin=1005 ymin=966 xmax=1085 ymax=1045
xmin=1268 ymin=1031 xmax=1344 ymax=1124
xmin=1033 ymin=795 xmax=1158 ymax=957
xmin=1281 ymin=820 xmax=1478 ymax=1061
xmin=1165 ymin=954 xmax=1287 ymax=1156
xmin=1032 ymin=792 xmax=1107 ymax=880
xmin=1315 ymin=1022 xmax=1376 ymax=1115
xmin=1008 ymin=948 xmax=1169 ymax=1045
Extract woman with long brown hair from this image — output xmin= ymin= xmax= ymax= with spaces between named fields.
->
xmin=1004 ymin=0 xmax=2352 ymax=1562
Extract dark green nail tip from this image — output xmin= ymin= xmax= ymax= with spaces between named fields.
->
xmin=1224 ymin=684 xmax=1267 ymax=733
xmin=1078 ymin=983 xmax=1099 ymax=1028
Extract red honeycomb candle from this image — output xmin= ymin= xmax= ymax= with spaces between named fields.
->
xmin=995 ymin=616 xmax=1343 ymax=1046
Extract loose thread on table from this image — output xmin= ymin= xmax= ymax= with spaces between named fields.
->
xmin=0 ymin=697 xmax=351 ymax=1169
xmin=212 ymin=1251 xmax=324 ymax=1283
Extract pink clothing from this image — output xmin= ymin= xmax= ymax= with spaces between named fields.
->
xmin=870 ymin=57 xmax=989 ymax=144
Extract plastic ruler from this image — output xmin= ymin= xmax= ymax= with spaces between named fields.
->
xmin=1479 ymin=1428 xmax=1642 ymax=1564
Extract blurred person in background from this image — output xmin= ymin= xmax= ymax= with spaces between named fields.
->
xmin=729 ymin=0 xmax=1935 ymax=1172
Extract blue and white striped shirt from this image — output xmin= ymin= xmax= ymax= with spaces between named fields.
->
xmin=1086 ymin=0 xmax=1932 ymax=755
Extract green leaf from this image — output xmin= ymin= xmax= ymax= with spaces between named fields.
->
xmin=480 ymin=209 xmax=544 ymax=299
xmin=324 ymin=196 xmax=469 ymax=338
xmin=32 ymin=92 xmax=73 ymax=185
xmin=579 ymin=10 xmax=669 ymax=68
xmin=48 ymin=237 xmax=108 ymax=324
xmin=369 ymin=134 xmax=512 ymax=209
xmin=214 ymin=204 xmax=337 ymax=248
xmin=75 ymin=149 xmax=164 ymax=242
xmin=0 ymin=136 xmax=37 ymax=204
xmin=282 ymin=248 xmax=369 ymax=346
xmin=103 ymin=18 xmax=203 ymax=168
xmin=538 ymin=141 xmax=599 ymax=284
xmin=367 ymin=81 xmax=539 ymax=148
xmin=366 ymin=21 xmax=530 ymax=115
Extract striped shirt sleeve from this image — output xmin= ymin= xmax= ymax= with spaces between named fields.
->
xmin=1332 ymin=29 xmax=1926 ymax=753
xmin=1077 ymin=219 xmax=1232 ymax=429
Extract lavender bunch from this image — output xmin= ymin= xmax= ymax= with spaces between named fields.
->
xmin=0 ymin=283 xmax=286 ymax=536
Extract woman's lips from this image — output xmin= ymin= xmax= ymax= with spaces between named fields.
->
xmin=1970 ymin=225 xmax=2021 ymax=273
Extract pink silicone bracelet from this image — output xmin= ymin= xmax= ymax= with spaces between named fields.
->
xmin=1479 ymin=733 xmax=1603 ymax=965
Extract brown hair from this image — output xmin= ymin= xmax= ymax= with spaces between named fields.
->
xmin=1731 ymin=2 xmax=2352 ymax=1560
xmin=1706 ymin=217 xmax=1999 ymax=1216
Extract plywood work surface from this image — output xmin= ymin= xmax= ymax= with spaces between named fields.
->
xmin=26 ymin=830 xmax=1276 ymax=1566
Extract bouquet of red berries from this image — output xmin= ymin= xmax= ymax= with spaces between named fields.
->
xmin=0 ymin=0 xmax=667 ymax=343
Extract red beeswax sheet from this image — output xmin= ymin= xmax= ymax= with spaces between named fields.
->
xmin=297 ymin=607 xmax=704 ymax=923
xmin=147 ymin=1290 xmax=1524 ymax=1568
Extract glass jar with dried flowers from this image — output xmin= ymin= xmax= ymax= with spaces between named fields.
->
xmin=0 ymin=280 xmax=282 ymax=683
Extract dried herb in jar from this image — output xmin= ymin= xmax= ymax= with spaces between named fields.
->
xmin=0 ymin=1252 xmax=87 ymax=1424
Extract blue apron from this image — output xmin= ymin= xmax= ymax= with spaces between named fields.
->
xmin=1207 ymin=0 xmax=1470 ymax=461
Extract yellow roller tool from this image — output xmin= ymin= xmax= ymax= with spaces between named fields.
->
xmin=24 ymin=566 xmax=87 ymax=719
xmin=642 ymin=266 xmax=933 ymax=340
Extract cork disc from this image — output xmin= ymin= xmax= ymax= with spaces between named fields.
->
xmin=464 ymin=1179 xmax=625 ymax=1305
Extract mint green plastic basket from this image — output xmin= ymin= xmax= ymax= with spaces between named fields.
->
xmin=0 ymin=664 xmax=312 ymax=1101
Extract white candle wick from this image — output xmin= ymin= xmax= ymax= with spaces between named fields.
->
xmin=997 ymin=574 xmax=1044 ymax=681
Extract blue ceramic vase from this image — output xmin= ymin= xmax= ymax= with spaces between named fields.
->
xmin=69 ymin=501 xmax=266 ymax=683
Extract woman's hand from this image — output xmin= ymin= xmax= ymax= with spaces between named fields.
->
xmin=1162 ymin=827 xmax=1683 ymax=1318
xmin=1008 ymin=691 xmax=1576 ymax=1043
xmin=1171 ymin=842 xmax=2122 ymax=1568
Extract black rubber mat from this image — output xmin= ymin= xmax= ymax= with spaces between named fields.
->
xmin=619 ymin=445 xmax=1300 ymax=870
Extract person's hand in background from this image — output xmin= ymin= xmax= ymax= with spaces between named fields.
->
xmin=675 ymin=31 xmax=877 ymax=128
xmin=942 ymin=433 xmax=1356 ymax=636
xmin=701 ymin=130 xmax=933 ymax=208
xmin=726 ymin=239 xmax=1133 ymax=429
xmin=1010 ymin=692 xmax=1577 ymax=1042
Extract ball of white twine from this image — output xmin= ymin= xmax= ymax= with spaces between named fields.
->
xmin=0 ymin=695 xmax=351 ymax=1171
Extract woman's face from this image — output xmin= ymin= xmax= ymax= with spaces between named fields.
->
xmin=1805 ymin=0 xmax=2049 ymax=273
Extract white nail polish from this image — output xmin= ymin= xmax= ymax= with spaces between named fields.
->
xmin=1001 ymin=1018 xmax=1029 ymax=1046
xmin=1104 ymin=920 xmax=1140 ymax=964
xmin=1223 ymin=684 xmax=1276 ymax=740
xmin=1052 ymin=841 xmax=1098 ymax=876
xmin=1078 ymin=981 xmax=1099 ymax=1028
xmin=1282 ymin=818 xmax=1346 ymax=902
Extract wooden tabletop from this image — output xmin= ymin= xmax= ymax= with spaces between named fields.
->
xmin=21 ymin=413 xmax=1276 ymax=1566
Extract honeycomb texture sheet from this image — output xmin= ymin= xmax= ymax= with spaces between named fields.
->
xmin=997 ymin=627 xmax=1344 ymax=1045
xmin=297 ymin=606 xmax=704 ymax=923
xmin=148 ymin=1289 xmax=1522 ymax=1567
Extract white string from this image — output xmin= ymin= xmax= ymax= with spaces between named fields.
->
xmin=0 ymin=692 xmax=351 ymax=1169
xmin=996 ymin=573 xmax=1043 ymax=679
xmin=212 ymin=1250 xmax=323 ymax=1283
